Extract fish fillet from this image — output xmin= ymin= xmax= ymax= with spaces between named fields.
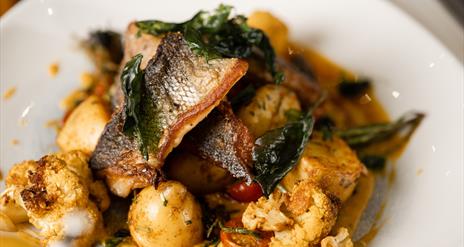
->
xmin=91 ymin=33 xmax=248 ymax=197
xmin=182 ymin=102 xmax=254 ymax=182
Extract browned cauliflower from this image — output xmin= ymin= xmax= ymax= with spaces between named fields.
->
xmin=282 ymin=133 xmax=367 ymax=202
xmin=242 ymin=190 xmax=293 ymax=232
xmin=1 ymin=151 xmax=109 ymax=246
xmin=242 ymin=180 xmax=340 ymax=246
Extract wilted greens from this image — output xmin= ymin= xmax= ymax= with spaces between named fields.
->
xmin=136 ymin=4 xmax=283 ymax=83
xmin=337 ymin=78 xmax=371 ymax=98
xmin=253 ymin=113 xmax=314 ymax=196
xmin=336 ymin=112 xmax=425 ymax=147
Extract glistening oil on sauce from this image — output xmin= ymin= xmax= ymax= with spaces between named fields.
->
xmin=287 ymin=43 xmax=393 ymax=245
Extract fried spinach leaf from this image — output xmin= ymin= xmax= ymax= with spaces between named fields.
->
xmin=121 ymin=54 xmax=161 ymax=160
xmin=121 ymin=54 xmax=148 ymax=158
xmin=337 ymin=78 xmax=371 ymax=98
xmin=98 ymin=229 xmax=130 ymax=247
xmin=136 ymin=4 xmax=283 ymax=83
xmin=229 ymin=84 xmax=256 ymax=110
xmin=336 ymin=112 xmax=425 ymax=147
xmin=219 ymin=221 xmax=261 ymax=239
xmin=360 ymin=155 xmax=386 ymax=170
xmin=253 ymin=113 xmax=314 ymax=196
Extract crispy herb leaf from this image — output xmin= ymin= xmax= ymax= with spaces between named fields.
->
xmin=229 ymin=84 xmax=256 ymax=110
xmin=121 ymin=54 xmax=149 ymax=159
xmin=360 ymin=155 xmax=386 ymax=170
xmin=135 ymin=4 xmax=283 ymax=83
xmin=121 ymin=54 xmax=162 ymax=160
xmin=253 ymin=113 xmax=314 ymax=196
xmin=336 ymin=112 xmax=425 ymax=147
xmin=284 ymin=109 xmax=303 ymax=122
xmin=97 ymin=230 xmax=130 ymax=247
xmin=338 ymin=78 xmax=371 ymax=98
xmin=219 ymin=221 xmax=261 ymax=239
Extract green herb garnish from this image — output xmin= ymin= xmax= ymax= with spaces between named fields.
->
xmin=218 ymin=221 xmax=261 ymax=239
xmin=136 ymin=4 xmax=283 ymax=83
xmin=101 ymin=237 xmax=124 ymax=247
xmin=336 ymin=112 xmax=425 ymax=147
xmin=121 ymin=54 xmax=148 ymax=159
xmin=253 ymin=112 xmax=315 ymax=196
xmin=160 ymin=192 xmax=168 ymax=206
xmin=229 ymin=84 xmax=256 ymax=110
xmin=99 ymin=230 xmax=130 ymax=247
xmin=284 ymin=109 xmax=303 ymax=122
xmin=121 ymin=54 xmax=162 ymax=160
xmin=360 ymin=155 xmax=387 ymax=170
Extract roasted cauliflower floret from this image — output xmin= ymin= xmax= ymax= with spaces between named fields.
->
xmin=55 ymin=151 xmax=110 ymax=211
xmin=282 ymin=133 xmax=366 ymax=202
xmin=320 ymin=227 xmax=353 ymax=247
xmin=242 ymin=190 xmax=293 ymax=231
xmin=242 ymin=181 xmax=339 ymax=247
xmin=238 ymin=84 xmax=301 ymax=137
xmin=2 ymin=151 xmax=109 ymax=246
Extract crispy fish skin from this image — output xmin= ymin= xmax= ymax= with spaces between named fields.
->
xmin=91 ymin=33 xmax=248 ymax=197
xmin=143 ymin=33 xmax=248 ymax=164
xmin=182 ymin=102 xmax=254 ymax=182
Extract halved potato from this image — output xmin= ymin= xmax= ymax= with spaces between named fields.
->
xmin=128 ymin=181 xmax=203 ymax=247
xmin=57 ymin=95 xmax=110 ymax=153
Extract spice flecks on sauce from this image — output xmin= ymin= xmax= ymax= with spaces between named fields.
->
xmin=48 ymin=62 xmax=60 ymax=77
xmin=3 ymin=87 xmax=16 ymax=100
xmin=11 ymin=139 xmax=20 ymax=146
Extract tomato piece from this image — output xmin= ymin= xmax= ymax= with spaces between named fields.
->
xmin=227 ymin=181 xmax=263 ymax=202
xmin=220 ymin=217 xmax=272 ymax=247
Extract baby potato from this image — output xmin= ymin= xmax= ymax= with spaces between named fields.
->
xmin=128 ymin=181 xmax=203 ymax=247
xmin=57 ymin=95 xmax=110 ymax=153
xmin=247 ymin=11 xmax=289 ymax=57
xmin=238 ymin=85 xmax=301 ymax=137
xmin=166 ymin=151 xmax=233 ymax=194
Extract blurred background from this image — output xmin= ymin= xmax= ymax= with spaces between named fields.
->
xmin=1 ymin=0 xmax=463 ymax=62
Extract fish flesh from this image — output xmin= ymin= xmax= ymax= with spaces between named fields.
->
xmin=111 ymin=22 xmax=162 ymax=110
xmin=91 ymin=32 xmax=248 ymax=197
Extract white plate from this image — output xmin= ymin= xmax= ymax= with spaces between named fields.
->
xmin=1 ymin=0 xmax=463 ymax=246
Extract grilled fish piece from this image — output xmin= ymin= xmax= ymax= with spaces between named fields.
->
xmin=111 ymin=22 xmax=163 ymax=110
xmin=91 ymin=33 xmax=248 ymax=197
xmin=182 ymin=102 xmax=254 ymax=182
xmin=247 ymin=56 xmax=321 ymax=108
